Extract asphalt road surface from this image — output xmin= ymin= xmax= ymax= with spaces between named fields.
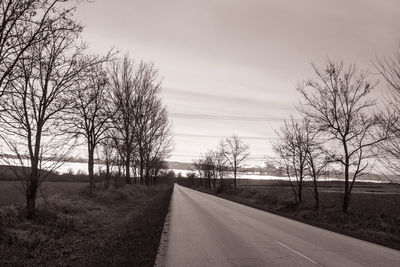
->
xmin=158 ymin=184 xmax=400 ymax=267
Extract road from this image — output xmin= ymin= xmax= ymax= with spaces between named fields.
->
xmin=157 ymin=184 xmax=400 ymax=267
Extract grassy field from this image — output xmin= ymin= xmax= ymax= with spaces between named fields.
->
xmin=179 ymin=179 xmax=400 ymax=250
xmin=0 ymin=184 xmax=173 ymax=266
xmin=0 ymin=181 xmax=87 ymax=207
xmin=0 ymin=164 xmax=91 ymax=183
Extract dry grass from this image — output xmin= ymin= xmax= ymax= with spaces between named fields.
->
xmin=0 ymin=184 xmax=173 ymax=266
xmin=0 ymin=181 xmax=87 ymax=207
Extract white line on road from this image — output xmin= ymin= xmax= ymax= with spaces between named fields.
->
xmin=275 ymin=240 xmax=318 ymax=265
xmin=231 ymin=216 xmax=240 ymax=221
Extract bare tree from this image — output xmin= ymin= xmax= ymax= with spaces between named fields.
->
xmin=194 ymin=149 xmax=227 ymax=191
xmin=202 ymin=151 xmax=216 ymax=189
xmin=149 ymin=157 xmax=169 ymax=185
xmin=98 ymin=135 xmax=116 ymax=190
xmin=109 ymin=55 xmax=137 ymax=184
xmin=214 ymin=144 xmax=229 ymax=191
xmin=302 ymin=118 xmax=330 ymax=209
xmin=0 ymin=13 xmax=90 ymax=218
xmin=193 ymin=158 xmax=204 ymax=187
xmin=221 ymin=135 xmax=249 ymax=189
xmin=273 ymin=117 xmax=308 ymax=204
xmin=375 ymin=46 xmax=400 ymax=178
xmin=132 ymin=62 xmax=173 ymax=185
xmin=192 ymin=153 xmax=215 ymax=189
xmin=0 ymin=0 xmax=78 ymax=95
xmin=70 ymin=58 xmax=113 ymax=193
xmin=142 ymin=107 xmax=173 ymax=186
xmin=298 ymin=60 xmax=385 ymax=212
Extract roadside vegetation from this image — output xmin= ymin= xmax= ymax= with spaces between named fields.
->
xmin=0 ymin=1 xmax=175 ymax=265
xmin=0 ymin=181 xmax=173 ymax=266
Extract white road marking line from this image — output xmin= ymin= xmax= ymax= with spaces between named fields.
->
xmin=231 ymin=216 xmax=240 ymax=221
xmin=275 ymin=241 xmax=318 ymax=265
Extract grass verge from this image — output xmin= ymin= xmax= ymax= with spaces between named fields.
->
xmin=0 ymin=184 xmax=173 ymax=266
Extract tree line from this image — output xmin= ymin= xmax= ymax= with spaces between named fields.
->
xmin=191 ymin=134 xmax=249 ymax=191
xmin=273 ymin=54 xmax=400 ymax=213
xmin=0 ymin=0 xmax=173 ymax=218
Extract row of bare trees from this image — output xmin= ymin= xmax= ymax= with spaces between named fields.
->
xmin=0 ymin=0 xmax=90 ymax=218
xmin=105 ymin=57 xmax=173 ymax=187
xmin=273 ymin=50 xmax=400 ymax=212
xmin=71 ymin=55 xmax=173 ymax=193
xmin=0 ymin=0 xmax=173 ymax=218
xmin=192 ymin=134 xmax=249 ymax=190
xmin=273 ymin=118 xmax=328 ymax=209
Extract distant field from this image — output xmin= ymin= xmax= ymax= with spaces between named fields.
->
xmin=0 ymin=181 xmax=86 ymax=207
xmin=233 ymin=179 xmax=400 ymax=194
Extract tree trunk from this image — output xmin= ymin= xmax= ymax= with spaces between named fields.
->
xmin=144 ymin=155 xmax=151 ymax=186
xmin=27 ymin=128 xmax=42 ymax=219
xmin=343 ymin=191 xmax=350 ymax=213
xmin=343 ymin=149 xmax=350 ymax=212
xmin=153 ymin=174 xmax=157 ymax=185
xmin=145 ymin=167 xmax=150 ymax=186
xmin=298 ymin=178 xmax=303 ymax=203
xmin=313 ymin=175 xmax=319 ymax=209
xmin=88 ymin=146 xmax=95 ymax=194
xmin=343 ymin=182 xmax=350 ymax=212
xmin=233 ymin=165 xmax=237 ymax=189
xmin=125 ymin=154 xmax=131 ymax=184
xmin=292 ymin=188 xmax=298 ymax=205
xmin=105 ymin=160 xmax=110 ymax=190
xmin=140 ymin=154 xmax=145 ymax=185
xmin=26 ymin=178 xmax=38 ymax=219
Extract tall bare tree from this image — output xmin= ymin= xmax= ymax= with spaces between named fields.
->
xmin=302 ymin=118 xmax=330 ymax=209
xmin=132 ymin=62 xmax=172 ymax=185
xmin=70 ymin=59 xmax=113 ymax=193
xmin=273 ymin=117 xmax=308 ymax=204
xmin=0 ymin=13 xmax=90 ymax=218
xmin=109 ymin=55 xmax=137 ymax=184
xmin=193 ymin=149 xmax=227 ymax=190
xmin=98 ymin=135 xmax=117 ymax=190
xmin=298 ymin=60 xmax=385 ymax=212
xmin=201 ymin=151 xmax=217 ymax=189
xmin=142 ymin=106 xmax=173 ymax=186
xmin=214 ymin=145 xmax=229 ymax=191
xmin=221 ymin=135 xmax=249 ymax=189
xmin=149 ymin=156 xmax=169 ymax=185
xmin=192 ymin=158 xmax=203 ymax=187
xmin=375 ymin=46 xmax=400 ymax=178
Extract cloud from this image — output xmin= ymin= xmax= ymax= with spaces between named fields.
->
xmin=162 ymin=87 xmax=294 ymax=115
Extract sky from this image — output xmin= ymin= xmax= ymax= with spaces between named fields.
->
xmin=75 ymin=0 xmax=400 ymax=166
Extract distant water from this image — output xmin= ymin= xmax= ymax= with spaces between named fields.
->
xmin=1 ymin=159 xmax=102 ymax=175
xmin=1 ymin=160 xmax=388 ymax=183
xmin=173 ymin=169 xmax=388 ymax=183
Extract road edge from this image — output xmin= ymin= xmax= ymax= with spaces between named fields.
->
xmin=154 ymin=184 xmax=175 ymax=267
